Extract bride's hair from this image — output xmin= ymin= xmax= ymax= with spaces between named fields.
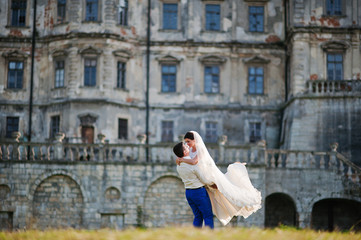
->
xmin=184 ymin=131 xmax=194 ymax=140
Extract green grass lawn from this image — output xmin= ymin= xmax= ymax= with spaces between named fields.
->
xmin=1 ymin=227 xmax=360 ymax=240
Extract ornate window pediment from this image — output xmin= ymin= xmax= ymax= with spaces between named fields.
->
xmin=78 ymin=46 xmax=102 ymax=55
xmin=78 ymin=114 xmax=98 ymax=126
xmin=156 ymin=54 xmax=182 ymax=64
xmin=51 ymin=49 xmax=69 ymax=58
xmin=199 ymin=55 xmax=226 ymax=65
xmin=243 ymin=55 xmax=270 ymax=64
xmin=321 ymin=41 xmax=350 ymax=52
xmin=112 ymin=49 xmax=132 ymax=59
xmin=2 ymin=50 xmax=29 ymax=59
xmin=244 ymin=0 xmax=269 ymax=2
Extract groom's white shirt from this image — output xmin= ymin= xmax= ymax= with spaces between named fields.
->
xmin=177 ymin=156 xmax=213 ymax=189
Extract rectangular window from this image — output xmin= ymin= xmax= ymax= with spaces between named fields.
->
xmin=50 ymin=115 xmax=60 ymax=138
xmin=204 ymin=66 xmax=220 ymax=93
xmin=11 ymin=0 xmax=27 ymax=26
xmin=55 ymin=60 xmax=65 ymax=88
xmin=161 ymin=121 xmax=173 ymax=142
xmin=57 ymin=0 xmax=66 ymax=23
xmin=249 ymin=122 xmax=261 ymax=143
xmin=118 ymin=118 xmax=128 ymax=139
xmin=248 ymin=66 xmax=264 ymax=94
xmin=118 ymin=0 xmax=128 ymax=26
xmin=326 ymin=0 xmax=342 ymax=15
xmin=8 ymin=61 xmax=23 ymax=89
xmin=327 ymin=53 xmax=343 ymax=81
xmin=6 ymin=117 xmax=19 ymax=138
xmin=163 ymin=3 xmax=178 ymax=30
xmin=249 ymin=6 xmax=264 ymax=32
xmin=205 ymin=122 xmax=217 ymax=143
xmin=117 ymin=62 xmax=126 ymax=89
xmin=84 ymin=58 xmax=97 ymax=86
xmin=205 ymin=4 xmax=220 ymax=31
xmin=161 ymin=64 xmax=176 ymax=92
xmin=85 ymin=0 xmax=98 ymax=21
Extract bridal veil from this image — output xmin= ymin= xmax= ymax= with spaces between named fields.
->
xmin=191 ymin=131 xmax=262 ymax=225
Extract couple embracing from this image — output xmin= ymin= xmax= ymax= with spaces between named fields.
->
xmin=173 ymin=131 xmax=262 ymax=229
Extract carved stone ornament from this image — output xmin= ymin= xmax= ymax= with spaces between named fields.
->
xmin=2 ymin=50 xmax=29 ymax=59
xmin=78 ymin=46 xmax=102 ymax=55
xmin=243 ymin=55 xmax=270 ymax=64
xmin=79 ymin=114 xmax=98 ymax=126
xmin=156 ymin=54 xmax=182 ymax=64
xmin=199 ymin=55 xmax=227 ymax=65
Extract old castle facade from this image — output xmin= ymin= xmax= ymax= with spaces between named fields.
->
xmin=0 ymin=0 xmax=360 ymax=231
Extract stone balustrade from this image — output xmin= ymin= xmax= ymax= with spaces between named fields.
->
xmin=306 ymin=79 xmax=361 ymax=95
xmin=1 ymin=132 xmax=360 ymax=185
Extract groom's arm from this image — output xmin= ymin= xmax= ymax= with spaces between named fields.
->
xmin=176 ymin=156 xmax=198 ymax=165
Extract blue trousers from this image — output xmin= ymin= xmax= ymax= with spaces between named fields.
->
xmin=185 ymin=186 xmax=214 ymax=229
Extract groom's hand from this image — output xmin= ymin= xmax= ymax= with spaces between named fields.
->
xmin=176 ymin=158 xmax=182 ymax=165
xmin=210 ymin=184 xmax=218 ymax=190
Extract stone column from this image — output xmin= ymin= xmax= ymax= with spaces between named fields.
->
xmin=97 ymin=133 xmax=106 ymax=162
xmin=137 ymin=134 xmax=147 ymax=162
xmin=329 ymin=142 xmax=338 ymax=170
xmin=54 ymin=132 xmax=65 ymax=160
xmin=11 ymin=131 xmax=21 ymax=161
xmin=218 ymin=135 xmax=227 ymax=163
xmin=250 ymin=140 xmax=267 ymax=165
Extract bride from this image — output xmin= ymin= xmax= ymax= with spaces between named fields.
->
xmin=177 ymin=131 xmax=262 ymax=225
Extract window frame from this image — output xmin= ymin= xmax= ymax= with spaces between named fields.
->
xmin=162 ymin=2 xmax=179 ymax=30
xmin=204 ymin=3 xmax=221 ymax=31
xmin=118 ymin=0 xmax=128 ymax=26
xmin=117 ymin=61 xmax=127 ymax=89
xmin=326 ymin=52 xmax=344 ymax=81
xmin=248 ymin=5 xmax=264 ymax=33
xmin=54 ymin=59 xmax=65 ymax=88
xmin=249 ymin=122 xmax=261 ymax=143
xmin=161 ymin=64 xmax=177 ymax=93
xmin=50 ymin=115 xmax=60 ymax=139
xmin=205 ymin=121 xmax=218 ymax=143
xmin=7 ymin=60 xmax=24 ymax=89
xmin=247 ymin=65 xmax=264 ymax=95
xmin=84 ymin=0 xmax=100 ymax=22
xmin=204 ymin=65 xmax=220 ymax=94
xmin=161 ymin=120 xmax=174 ymax=142
xmin=9 ymin=0 xmax=28 ymax=27
xmin=118 ymin=118 xmax=128 ymax=140
xmin=57 ymin=0 xmax=67 ymax=24
xmin=325 ymin=0 xmax=343 ymax=16
xmin=84 ymin=58 xmax=97 ymax=87
xmin=6 ymin=116 xmax=19 ymax=138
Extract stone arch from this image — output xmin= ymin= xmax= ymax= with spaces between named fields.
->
xmin=0 ymin=184 xmax=11 ymax=201
xmin=265 ymin=192 xmax=298 ymax=228
xmin=311 ymin=198 xmax=361 ymax=231
xmin=143 ymin=175 xmax=193 ymax=228
xmin=32 ymin=174 xmax=84 ymax=229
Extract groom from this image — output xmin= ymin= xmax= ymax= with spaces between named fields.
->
xmin=173 ymin=142 xmax=215 ymax=229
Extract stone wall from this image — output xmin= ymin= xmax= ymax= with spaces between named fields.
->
xmin=0 ymin=158 xmax=359 ymax=230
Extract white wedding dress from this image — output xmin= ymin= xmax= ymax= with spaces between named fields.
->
xmin=191 ymin=131 xmax=262 ymax=225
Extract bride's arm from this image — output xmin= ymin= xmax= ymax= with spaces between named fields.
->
xmin=180 ymin=155 xmax=198 ymax=165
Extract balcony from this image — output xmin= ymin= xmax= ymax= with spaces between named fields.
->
xmin=1 ymin=133 xmax=360 ymax=186
xmin=306 ymin=79 xmax=361 ymax=96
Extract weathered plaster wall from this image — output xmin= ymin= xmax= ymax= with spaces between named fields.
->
xmin=282 ymin=97 xmax=361 ymax=165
